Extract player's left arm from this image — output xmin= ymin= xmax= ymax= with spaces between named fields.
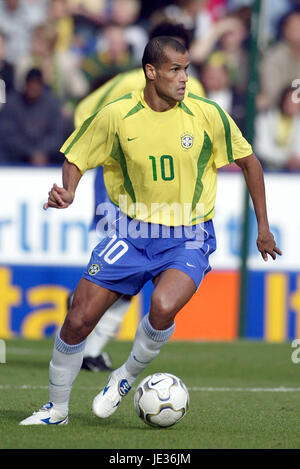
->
xmin=235 ymin=153 xmax=282 ymax=261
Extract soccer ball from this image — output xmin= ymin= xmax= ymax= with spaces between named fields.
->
xmin=134 ymin=372 xmax=189 ymax=428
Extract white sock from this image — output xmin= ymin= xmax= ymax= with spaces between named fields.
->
xmin=112 ymin=313 xmax=175 ymax=386
xmin=49 ymin=329 xmax=86 ymax=416
xmin=83 ymin=297 xmax=131 ymax=358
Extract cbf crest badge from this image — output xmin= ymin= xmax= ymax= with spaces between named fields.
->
xmin=181 ymin=133 xmax=193 ymax=149
xmin=88 ymin=264 xmax=100 ymax=275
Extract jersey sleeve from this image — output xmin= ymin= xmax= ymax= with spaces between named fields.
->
xmin=61 ymin=106 xmax=117 ymax=175
xmin=74 ymin=91 xmax=99 ymax=128
xmin=188 ymin=76 xmax=206 ymax=97
xmin=74 ymin=75 xmax=122 ymax=127
xmin=74 ymin=69 xmax=145 ymax=127
xmin=212 ymin=105 xmax=253 ymax=169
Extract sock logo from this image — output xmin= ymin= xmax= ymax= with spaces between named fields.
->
xmin=133 ymin=354 xmax=151 ymax=365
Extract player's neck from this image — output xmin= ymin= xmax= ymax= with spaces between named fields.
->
xmin=143 ymin=87 xmax=177 ymax=112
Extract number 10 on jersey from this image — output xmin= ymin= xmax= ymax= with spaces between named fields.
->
xmin=149 ymin=155 xmax=174 ymax=181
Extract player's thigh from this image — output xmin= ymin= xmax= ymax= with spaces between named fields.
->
xmin=61 ymin=278 xmax=121 ymax=343
xmin=149 ymin=268 xmax=196 ymax=329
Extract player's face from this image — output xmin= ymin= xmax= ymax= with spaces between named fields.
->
xmin=154 ymin=47 xmax=190 ymax=103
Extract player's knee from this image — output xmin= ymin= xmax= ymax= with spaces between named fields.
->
xmin=65 ymin=314 xmax=93 ymax=334
xmin=61 ymin=302 xmax=96 ymax=343
xmin=150 ymin=293 xmax=176 ymax=329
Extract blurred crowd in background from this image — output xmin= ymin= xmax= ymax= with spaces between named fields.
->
xmin=0 ymin=0 xmax=300 ymax=171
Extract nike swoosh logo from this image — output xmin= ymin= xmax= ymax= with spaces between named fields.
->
xmin=151 ymin=379 xmax=166 ymax=386
xmin=133 ymin=354 xmax=151 ymax=365
xmin=49 ymin=380 xmax=65 ymax=387
xmin=41 ymin=417 xmax=67 ymax=425
xmin=128 ymin=137 xmax=138 ymax=141
xmin=186 ymin=262 xmax=196 ymax=268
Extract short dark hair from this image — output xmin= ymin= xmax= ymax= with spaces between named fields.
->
xmin=149 ymin=22 xmax=191 ymax=50
xmin=142 ymin=36 xmax=187 ymax=75
xmin=25 ymin=68 xmax=43 ymax=83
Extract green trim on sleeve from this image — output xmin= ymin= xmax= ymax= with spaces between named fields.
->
xmin=63 ymin=112 xmax=97 ymax=155
xmin=92 ymin=74 xmax=126 ymax=114
xmin=64 ymin=92 xmax=134 ymax=157
xmin=178 ymin=101 xmax=195 ymax=116
xmin=107 ymin=92 xmax=133 ymax=106
xmin=123 ymin=101 xmax=145 ymax=119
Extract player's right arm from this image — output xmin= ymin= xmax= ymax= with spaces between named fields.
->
xmin=44 ymin=104 xmax=117 ymax=210
xmin=43 ymin=160 xmax=82 ymax=210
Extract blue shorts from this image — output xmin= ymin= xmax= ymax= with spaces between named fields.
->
xmin=83 ymin=212 xmax=216 ymax=296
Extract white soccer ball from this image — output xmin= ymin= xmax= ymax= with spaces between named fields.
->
xmin=134 ymin=372 xmax=189 ymax=428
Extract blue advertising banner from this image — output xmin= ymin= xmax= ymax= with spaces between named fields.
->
xmin=0 ymin=168 xmax=298 ymax=341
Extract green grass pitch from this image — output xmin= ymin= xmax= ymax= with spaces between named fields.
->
xmin=1 ymin=338 xmax=300 ymax=449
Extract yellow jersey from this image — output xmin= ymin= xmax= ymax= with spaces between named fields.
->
xmin=74 ymin=68 xmax=205 ymax=127
xmin=62 ymin=90 xmax=252 ymax=226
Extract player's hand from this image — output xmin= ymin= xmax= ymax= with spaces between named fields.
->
xmin=256 ymin=230 xmax=282 ymax=261
xmin=43 ymin=183 xmax=75 ymax=210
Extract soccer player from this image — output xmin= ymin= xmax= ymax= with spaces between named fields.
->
xmin=73 ymin=22 xmax=206 ymax=372
xmin=20 ymin=36 xmax=281 ymax=425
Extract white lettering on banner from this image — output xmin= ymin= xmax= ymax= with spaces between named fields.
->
xmin=291 ymin=339 xmax=300 ymax=364
xmin=0 ymin=79 xmax=5 ymax=104
xmin=0 ymin=340 xmax=6 ymax=364
xmin=291 ymin=79 xmax=300 ymax=104
xmin=0 ymin=169 xmax=294 ymax=269
xmin=0 ymin=168 xmax=95 ymax=265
